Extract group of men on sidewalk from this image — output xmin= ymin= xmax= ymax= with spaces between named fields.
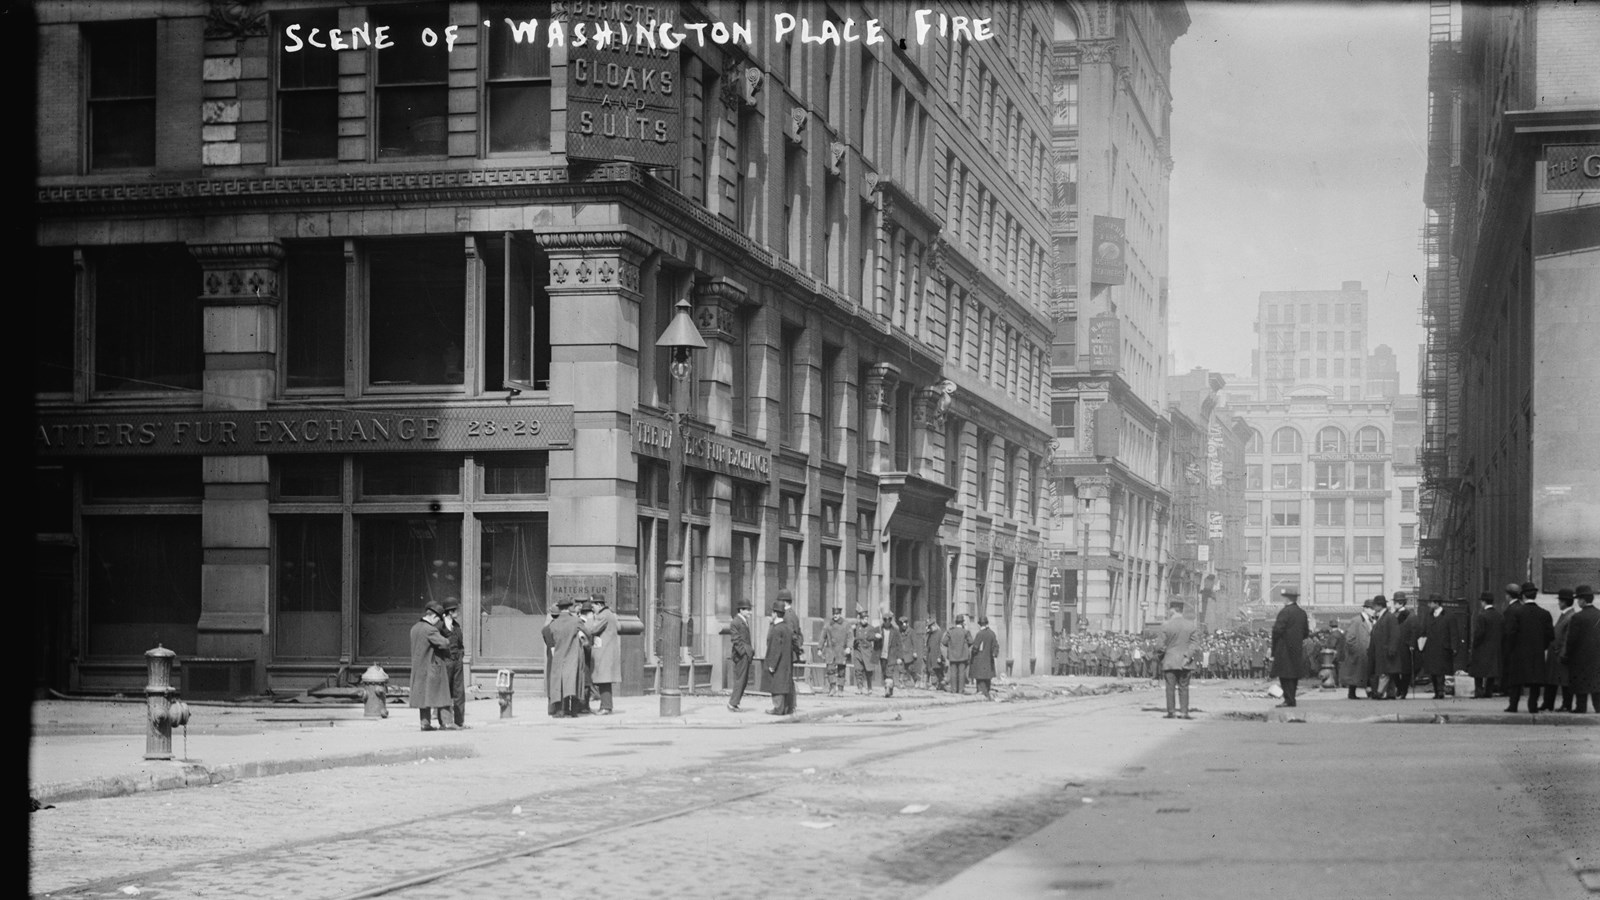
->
xmin=540 ymin=594 xmax=623 ymax=718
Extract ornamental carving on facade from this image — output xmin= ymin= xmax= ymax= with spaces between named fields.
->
xmin=1078 ymin=40 xmax=1117 ymax=65
xmin=864 ymin=364 xmax=899 ymax=411
xmin=719 ymin=60 xmax=744 ymax=111
xmin=205 ymin=0 xmax=268 ymax=40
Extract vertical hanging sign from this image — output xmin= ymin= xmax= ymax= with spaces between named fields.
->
xmin=1090 ymin=216 xmax=1126 ymax=285
xmin=565 ymin=1 xmax=682 ymax=166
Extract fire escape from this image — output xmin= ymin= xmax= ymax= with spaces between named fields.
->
xmin=1417 ymin=1 xmax=1462 ymax=597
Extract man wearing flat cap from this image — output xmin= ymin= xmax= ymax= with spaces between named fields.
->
xmin=1270 ymin=587 xmax=1310 ymax=707
xmin=850 ymin=608 xmax=881 ymax=695
xmin=1467 ymin=592 xmax=1504 ymax=698
xmin=1502 ymin=582 xmax=1554 ymax=713
xmin=1561 ymin=585 xmax=1599 ymax=713
xmin=727 ymin=599 xmax=753 ymax=711
xmin=764 ymin=601 xmax=797 ymax=715
xmin=542 ymin=598 xmax=588 ymax=717
xmin=409 ymin=600 xmax=454 ymax=731
xmin=439 ymin=597 xmax=467 ymax=728
xmin=1548 ymin=588 xmax=1578 ymax=712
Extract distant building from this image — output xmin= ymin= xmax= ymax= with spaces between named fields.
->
xmin=1249 ymin=282 xmax=1373 ymax=402
xmin=1365 ymin=344 xmax=1400 ymax=401
xmin=1166 ymin=369 xmax=1249 ymax=629
xmin=1418 ymin=1 xmax=1600 ymax=601
xmin=1392 ymin=394 xmax=1422 ymax=598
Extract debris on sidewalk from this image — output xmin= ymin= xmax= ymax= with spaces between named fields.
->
xmin=898 ymin=803 xmax=930 ymax=815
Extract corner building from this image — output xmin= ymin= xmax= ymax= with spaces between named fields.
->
xmin=31 ymin=1 xmax=1058 ymax=695
xmin=1045 ymin=2 xmax=1189 ymax=633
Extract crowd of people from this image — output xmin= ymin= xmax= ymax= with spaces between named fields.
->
xmin=402 ymin=579 xmax=1600 ymax=726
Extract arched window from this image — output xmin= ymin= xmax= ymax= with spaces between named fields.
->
xmin=1054 ymin=9 xmax=1080 ymax=42
xmin=1354 ymin=426 xmax=1385 ymax=453
xmin=1245 ymin=429 xmax=1263 ymax=454
xmin=1271 ymin=427 xmax=1302 ymax=455
xmin=1316 ymin=426 xmax=1346 ymax=454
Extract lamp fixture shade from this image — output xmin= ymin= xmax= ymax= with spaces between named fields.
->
xmin=655 ymin=297 xmax=708 ymax=352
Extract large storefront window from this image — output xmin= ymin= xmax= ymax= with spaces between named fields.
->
xmin=478 ymin=517 xmax=547 ymax=660
xmin=358 ymin=517 xmax=462 ymax=658
xmin=275 ymin=515 xmax=342 ymax=658
xmin=85 ymin=516 xmax=201 ymax=656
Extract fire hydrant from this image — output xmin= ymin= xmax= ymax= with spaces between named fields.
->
xmin=360 ymin=664 xmax=389 ymax=718
xmin=1318 ymin=647 xmax=1339 ymax=688
xmin=144 ymin=645 xmax=190 ymax=760
xmin=497 ymin=668 xmax=515 ymax=719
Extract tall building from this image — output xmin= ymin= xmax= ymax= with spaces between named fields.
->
xmin=1418 ymin=1 xmax=1600 ymax=602
xmin=1235 ymin=388 xmax=1399 ymax=613
xmin=1249 ymin=282 xmax=1373 ymax=402
xmin=1393 ymin=393 xmax=1422 ymax=597
xmin=1166 ymin=369 xmax=1248 ymax=629
xmin=1365 ymin=344 xmax=1400 ymax=401
xmin=30 ymin=1 xmax=1059 ymax=695
xmin=1045 ymin=1 xmax=1189 ymax=633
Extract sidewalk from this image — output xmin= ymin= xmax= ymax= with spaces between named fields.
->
xmin=1164 ymin=678 xmax=1600 ymax=725
xmin=31 ymin=676 xmax=1120 ymax=807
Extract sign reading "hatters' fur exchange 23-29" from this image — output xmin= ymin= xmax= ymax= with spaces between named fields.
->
xmin=34 ymin=407 xmax=574 ymax=456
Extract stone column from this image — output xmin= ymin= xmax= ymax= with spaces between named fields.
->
xmin=861 ymin=362 xmax=899 ymax=475
xmin=191 ymin=241 xmax=283 ymax=687
xmin=538 ymin=231 xmax=651 ymax=695
xmin=911 ymin=382 xmax=951 ymax=482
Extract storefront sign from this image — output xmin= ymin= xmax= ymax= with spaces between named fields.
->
xmin=632 ymin=410 xmax=771 ymax=482
xmin=1087 ymin=315 xmax=1120 ymax=371
xmin=1546 ymin=144 xmax=1600 ymax=191
xmin=1090 ymin=216 xmax=1126 ymax=284
xmin=34 ymin=406 xmax=574 ymax=456
xmin=566 ymin=1 xmax=682 ymax=166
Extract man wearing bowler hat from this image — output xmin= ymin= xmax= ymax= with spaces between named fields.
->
xmin=1503 ymin=581 xmax=1554 ymax=713
xmin=408 ymin=601 xmax=453 ymax=731
xmin=1467 ymin=592 xmax=1504 ymax=698
xmin=1548 ymin=588 xmax=1578 ymax=712
xmin=542 ymin=597 xmax=587 ymax=718
xmin=727 ymin=598 xmax=754 ymax=711
xmin=764 ymin=601 xmax=797 ymax=715
xmin=1271 ymin=587 xmax=1310 ymax=707
xmin=1560 ymin=585 xmax=1599 ymax=713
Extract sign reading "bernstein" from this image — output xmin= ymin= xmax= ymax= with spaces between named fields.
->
xmin=34 ymin=406 xmax=574 ymax=456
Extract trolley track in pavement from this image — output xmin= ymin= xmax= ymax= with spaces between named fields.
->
xmin=37 ymin=693 xmax=1117 ymax=900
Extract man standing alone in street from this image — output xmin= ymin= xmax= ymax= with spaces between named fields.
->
xmin=1159 ymin=600 xmax=1197 ymax=718
xmin=970 ymin=616 xmax=1000 ymax=699
xmin=1271 ymin=587 xmax=1310 ymax=708
xmin=727 ymin=599 xmax=752 ymax=711
xmin=943 ymin=614 xmax=973 ymax=694
xmin=764 ymin=602 xmax=797 ymax=715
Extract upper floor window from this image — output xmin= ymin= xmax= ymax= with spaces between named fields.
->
xmin=1271 ymin=427 xmax=1302 ymax=456
xmin=368 ymin=238 xmax=465 ymax=387
xmin=374 ymin=3 xmax=450 ymax=159
xmin=93 ymin=245 xmax=202 ymax=393
xmin=276 ymin=9 xmax=339 ymax=162
xmin=86 ymin=20 xmax=157 ymax=170
xmin=483 ymin=2 xmax=552 ymax=154
xmin=1316 ymin=426 xmax=1346 ymax=454
xmin=1354 ymin=426 xmax=1385 ymax=453
xmin=1245 ymin=429 xmax=1263 ymax=454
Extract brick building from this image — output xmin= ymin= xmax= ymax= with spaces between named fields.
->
xmin=30 ymin=1 xmax=1058 ymax=695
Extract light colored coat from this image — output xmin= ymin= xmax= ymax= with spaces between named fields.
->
xmin=1337 ymin=614 xmax=1372 ymax=687
xmin=586 ymin=605 xmax=622 ymax=684
xmin=542 ymin=611 xmax=587 ymax=703
xmin=1159 ymin=613 xmax=1197 ymax=671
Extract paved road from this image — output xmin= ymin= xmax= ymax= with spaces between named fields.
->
xmin=29 ymin=683 xmax=1599 ymax=899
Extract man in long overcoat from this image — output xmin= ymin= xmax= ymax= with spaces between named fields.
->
xmin=1548 ymin=589 xmax=1578 ymax=712
xmin=970 ymin=616 xmax=1000 ymax=699
xmin=1418 ymin=595 xmax=1460 ymax=698
xmin=850 ymin=609 xmax=881 ymax=694
xmin=923 ymin=619 xmax=946 ymax=689
xmin=585 ymin=594 xmax=621 ymax=715
xmin=727 ymin=599 xmax=753 ymax=711
xmin=542 ymin=598 xmax=587 ymax=717
xmin=1368 ymin=595 xmax=1402 ymax=699
xmin=896 ymin=618 xmax=920 ymax=688
xmin=763 ymin=602 xmax=797 ymax=715
xmin=880 ymin=613 xmax=902 ymax=697
xmin=1467 ymin=592 xmax=1503 ymax=697
xmin=942 ymin=614 xmax=974 ymax=694
xmin=1337 ymin=600 xmax=1374 ymax=699
xmin=1270 ymin=587 xmax=1310 ymax=707
xmin=409 ymin=601 xmax=453 ymax=731
xmin=1503 ymin=581 xmax=1554 ymax=714
xmin=1560 ymin=585 xmax=1600 ymax=713
xmin=1393 ymin=593 xmax=1420 ymax=699
xmin=818 ymin=608 xmax=850 ymax=696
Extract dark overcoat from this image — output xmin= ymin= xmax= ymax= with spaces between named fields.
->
xmin=942 ymin=625 xmax=973 ymax=662
xmin=970 ymin=627 xmax=1000 ymax=679
xmin=1548 ymin=607 xmax=1576 ymax=687
xmin=1419 ymin=610 xmax=1458 ymax=677
xmin=1502 ymin=600 xmax=1554 ymax=687
xmin=851 ymin=623 xmax=882 ymax=666
xmin=924 ymin=625 xmax=945 ymax=665
xmin=763 ymin=618 xmax=796 ymax=695
xmin=408 ymin=619 xmax=453 ymax=708
xmin=1561 ymin=605 xmax=1600 ymax=694
xmin=1467 ymin=607 xmax=1503 ymax=679
xmin=1336 ymin=615 xmax=1371 ymax=687
xmin=1368 ymin=611 xmax=1404 ymax=676
xmin=1396 ymin=610 xmax=1420 ymax=676
xmin=1270 ymin=603 xmax=1311 ymax=679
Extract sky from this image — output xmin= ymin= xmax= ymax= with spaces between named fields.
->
xmin=1167 ymin=1 xmax=1430 ymax=390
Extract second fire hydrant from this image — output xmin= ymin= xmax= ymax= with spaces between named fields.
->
xmin=360 ymin=664 xmax=389 ymax=718
xmin=497 ymin=668 xmax=515 ymax=719
xmin=145 ymin=645 xmax=191 ymax=760
xmin=1318 ymin=647 xmax=1339 ymax=688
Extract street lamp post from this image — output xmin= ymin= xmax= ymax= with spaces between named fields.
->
xmin=655 ymin=296 xmax=707 ymax=717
